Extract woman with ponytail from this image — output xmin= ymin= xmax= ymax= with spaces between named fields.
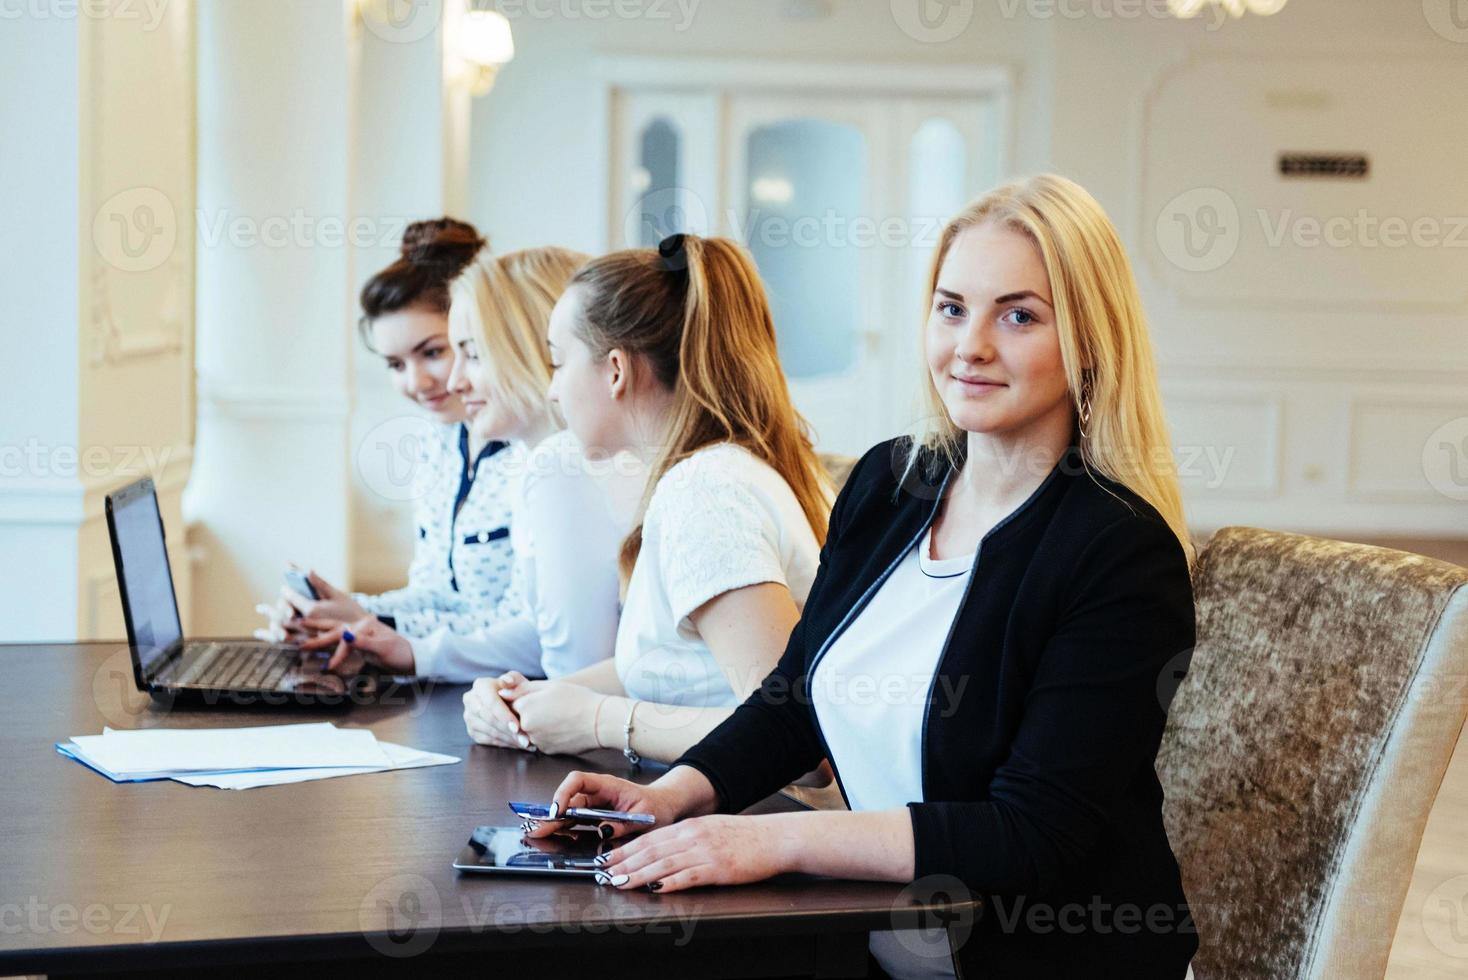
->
xmin=461 ymin=233 xmax=834 ymax=765
xmin=528 ymin=177 xmax=1198 ymax=979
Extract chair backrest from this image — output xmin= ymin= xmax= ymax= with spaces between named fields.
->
xmin=818 ymin=453 xmax=859 ymax=495
xmin=1157 ymin=526 xmax=1468 ymax=980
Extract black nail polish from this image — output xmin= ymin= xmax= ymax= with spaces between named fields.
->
xmin=647 ymin=880 xmax=663 ymax=892
xmin=598 ymin=823 xmax=615 ymax=840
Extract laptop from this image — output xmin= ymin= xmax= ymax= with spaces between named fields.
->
xmin=105 ymin=477 xmax=356 ymax=701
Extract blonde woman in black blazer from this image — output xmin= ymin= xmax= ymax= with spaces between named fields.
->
xmin=527 ymin=174 xmax=1198 ymax=980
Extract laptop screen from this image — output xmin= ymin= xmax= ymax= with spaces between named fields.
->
xmin=111 ymin=483 xmax=183 ymax=674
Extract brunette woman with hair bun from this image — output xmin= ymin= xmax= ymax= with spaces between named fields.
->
xmin=259 ymin=217 xmax=528 ymax=649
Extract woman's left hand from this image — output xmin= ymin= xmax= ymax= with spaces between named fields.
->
xmin=498 ymin=678 xmax=607 ymax=757
xmin=593 ymin=815 xmax=788 ymax=893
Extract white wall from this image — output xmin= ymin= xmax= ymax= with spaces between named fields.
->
xmin=451 ymin=0 xmax=1467 ymax=547
xmin=189 ymin=0 xmax=356 ymax=635
xmin=0 ymin=2 xmax=195 ymax=643
xmin=0 ymin=13 xmax=82 ymax=641
xmin=1042 ymin=1 xmax=1468 ymax=536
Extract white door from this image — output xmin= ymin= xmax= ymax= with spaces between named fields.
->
xmin=608 ymin=73 xmax=1005 ymax=456
xmin=724 ymin=94 xmax=893 ymax=455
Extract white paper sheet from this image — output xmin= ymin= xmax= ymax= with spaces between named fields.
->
xmin=67 ymin=722 xmax=393 ymax=777
xmin=170 ymin=741 xmax=458 ymax=789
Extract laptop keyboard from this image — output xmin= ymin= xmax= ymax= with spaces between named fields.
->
xmin=172 ymin=644 xmax=301 ymax=690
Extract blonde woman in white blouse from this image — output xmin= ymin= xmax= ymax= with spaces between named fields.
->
xmin=461 ymin=234 xmax=833 ymax=766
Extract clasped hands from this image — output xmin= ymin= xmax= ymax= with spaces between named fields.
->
xmin=462 ymin=672 xmax=607 ymax=757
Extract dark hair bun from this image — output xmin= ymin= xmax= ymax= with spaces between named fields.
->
xmin=358 ymin=216 xmax=488 ymax=348
xmin=400 ymin=217 xmax=488 ymax=270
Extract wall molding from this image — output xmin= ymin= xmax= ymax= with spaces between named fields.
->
xmin=1135 ymin=48 xmax=1468 ymax=315
xmin=595 ymin=55 xmax=1012 ymax=97
xmin=1346 ymin=394 xmax=1467 ymax=505
xmin=0 ymin=446 xmax=193 ymax=528
xmin=197 ymin=380 xmax=352 ymax=422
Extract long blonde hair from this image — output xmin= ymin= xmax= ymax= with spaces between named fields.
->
xmin=910 ymin=174 xmax=1193 ymax=564
xmin=568 ymin=234 xmax=830 ymax=578
xmin=448 ymin=246 xmax=589 ymax=432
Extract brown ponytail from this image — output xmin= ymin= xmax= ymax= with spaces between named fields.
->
xmin=569 ymin=235 xmax=831 ymax=579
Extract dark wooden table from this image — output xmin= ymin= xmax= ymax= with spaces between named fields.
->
xmin=0 ymin=643 xmax=980 ymax=978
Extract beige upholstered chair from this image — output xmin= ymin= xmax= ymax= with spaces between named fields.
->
xmin=818 ymin=452 xmax=859 ymax=494
xmin=1158 ymin=527 xmax=1468 ymax=979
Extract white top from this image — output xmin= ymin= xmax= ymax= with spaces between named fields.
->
xmin=413 ymin=431 xmax=644 ymax=683
xmin=614 ymin=443 xmax=824 ymax=708
xmin=353 ymin=423 xmax=520 ymax=638
xmin=811 ymin=527 xmax=971 ymax=980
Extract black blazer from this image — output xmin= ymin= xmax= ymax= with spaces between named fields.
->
xmin=676 ymin=435 xmax=1198 ymax=979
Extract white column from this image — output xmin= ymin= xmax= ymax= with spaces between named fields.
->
xmin=349 ymin=0 xmax=474 ymax=594
xmin=188 ymin=0 xmax=359 ymax=634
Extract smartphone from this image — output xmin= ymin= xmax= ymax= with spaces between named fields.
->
xmin=508 ymin=801 xmax=657 ymax=826
xmin=284 ymin=568 xmax=320 ymax=601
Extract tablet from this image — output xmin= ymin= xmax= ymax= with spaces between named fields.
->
xmin=452 ymin=825 xmax=607 ymax=877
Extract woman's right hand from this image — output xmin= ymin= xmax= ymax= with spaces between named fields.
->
xmin=253 ymin=597 xmax=308 ymax=644
xmin=463 ymin=672 xmax=535 ymax=751
xmin=526 ymin=767 xmax=715 ymax=842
